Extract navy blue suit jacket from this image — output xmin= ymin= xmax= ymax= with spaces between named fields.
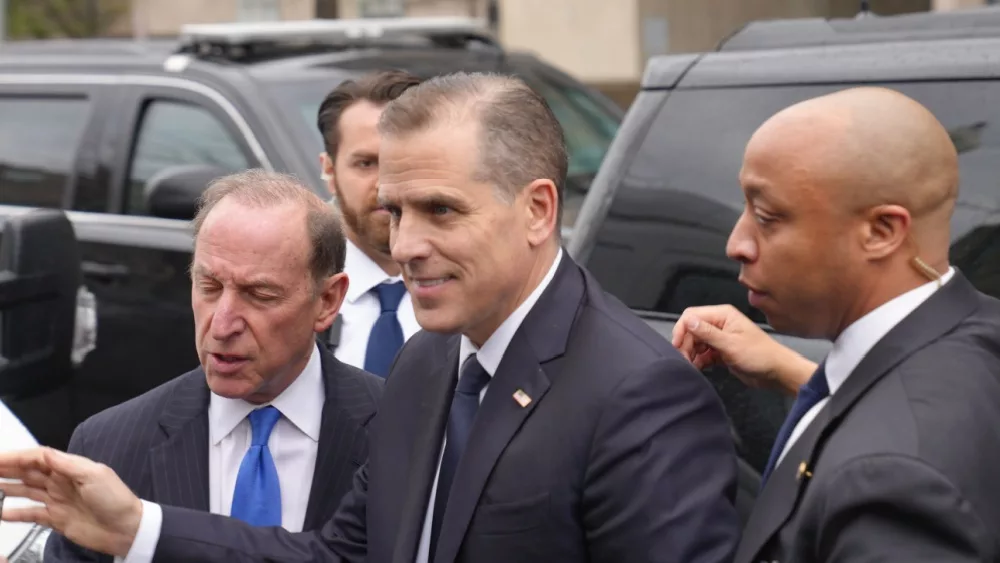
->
xmin=141 ymin=253 xmax=742 ymax=562
xmin=44 ymin=342 xmax=383 ymax=562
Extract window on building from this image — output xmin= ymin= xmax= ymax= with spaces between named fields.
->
xmin=0 ymin=96 xmax=91 ymax=209
xmin=237 ymin=0 xmax=281 ymax=21
xmin=360 ymin=0 xmax=405 ymax=17
xmin=126 ymin=100 xmax=251 ymax=215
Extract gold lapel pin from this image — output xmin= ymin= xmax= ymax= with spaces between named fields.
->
xmin=513 ymin=389 xmax=532 ymax=408
xmin=797 ymin=461 xmax=813 ymax=482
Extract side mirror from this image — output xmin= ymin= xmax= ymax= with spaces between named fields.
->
xmin=144 ymin=164 xmax=228 ymax=220
xmin=0 ymin=209 xmax=82 ymax=398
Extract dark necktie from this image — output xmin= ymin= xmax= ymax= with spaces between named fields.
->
xmin=760 ymin=362 xmax=829 ymax=486
xmin=364 ymin=281 xmax=407 ymax=378
xmin=230 ymin=406 xmax=282 ymax=526
xmin=429 ymin=354 xmax=492 ymax=559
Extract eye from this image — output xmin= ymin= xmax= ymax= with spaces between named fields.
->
xmin=431 ymin=204 xmax=451 ymax=216
xmin=383 ymin=204 xmax=402 ymax=219
xmin=249 ymin=290 xmax=280 ymax=303
xmin=197 ymin=281 xmax=221 ymax=294
xmin=354 ymin=158 xmax=376 ymax=169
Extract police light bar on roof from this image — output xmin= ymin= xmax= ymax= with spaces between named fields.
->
xmin=178 ymin=17 xmax=496 ymax=46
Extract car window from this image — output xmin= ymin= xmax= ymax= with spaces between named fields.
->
xmin=585 ymin=80 xmax=1000 ymax=323
xmin=0 ymin=96 xmax=91 ymax=209
xmin=260 ymin=70 xmax=621 ymax=229
xmin=126 ymin=99 xmax=251 ymax=215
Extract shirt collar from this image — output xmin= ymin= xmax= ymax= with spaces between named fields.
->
xmin=344 ymin=239 xmax=404 ymax=304
xmin=209 ymin=341 xmax=326 ymax=445
xmin=459 ymin=248 xmax=564 ymax=377
xmin=824 ymin=266 xmax=956 ymax=395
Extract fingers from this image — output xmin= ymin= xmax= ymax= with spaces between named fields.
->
xmin=0 ymin=481 xmax=51 ymax=506
xmin=44 ymin=448 xmax=96 ymax=483
xmin=0 ymin=448 xmax=51 ymax=477
xmin=1 ymin=505 xmax=53 ymax=528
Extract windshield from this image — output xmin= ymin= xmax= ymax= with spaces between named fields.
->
xmin=262 ymin=72 xmax=620 ymax=229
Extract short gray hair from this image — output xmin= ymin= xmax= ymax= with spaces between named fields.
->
xmin=377 ymin=72 xmax=568 ymax=227
xmin=191 ymin=169 xmax=346 ymax=281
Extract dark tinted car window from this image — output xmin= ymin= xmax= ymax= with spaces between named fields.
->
xmin=126 ymin=100 xmax=251 ymax=215
xmin=261 ymin=64 xmax=620 ymax=229
xmin=587 ymin=81 xmax=1000 ymax=322
xmin=0 ymin=96 xmax=91 ymax=208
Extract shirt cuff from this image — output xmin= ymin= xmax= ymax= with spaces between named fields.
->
xmin=113 ymin=500 xmax=162 ymax=563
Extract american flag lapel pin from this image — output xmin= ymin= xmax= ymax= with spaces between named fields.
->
xmin=513 ymin=389 xmax=532 ymax=408
xmin=797 ymin=461 xmax=813 ymax=482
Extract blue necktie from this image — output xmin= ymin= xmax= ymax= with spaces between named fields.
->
xmin=429 ymin=355 xmax=492 ymax=559
xmin=230 ymin=406 xmax=282 ymax=527
xmin=760 ymin=363 xmax=830 ymax=486
xmin=364 ymin=281 xmax=407 ymax=378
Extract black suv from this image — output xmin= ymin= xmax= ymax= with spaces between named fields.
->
xmin=568 ymin=6 xmax=1000 ymax=520
xmin=0 ymin=17 xmax=623 ymax=449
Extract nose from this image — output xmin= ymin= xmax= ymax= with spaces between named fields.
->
xmin=209 ymin=290 xmax=247 ymax=341
xmin=726 ymin=211 xmax=759 ymax=264
xmin=390 ymin=212 xmax=433 ymax=265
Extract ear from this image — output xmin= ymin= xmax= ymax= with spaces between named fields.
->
xmin=320 ymin=152 xmax=335 ymax=187
xmin=522 ymin=179 xmax=560 ymax=247
xmin=314 ymin=272 xmax=349 ymax=333
xmin=862 ymin=204 xmax=911 ymax=260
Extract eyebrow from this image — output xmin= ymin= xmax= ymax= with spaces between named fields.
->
xmin=348 ymin=149 xmax=378 ymax=160
xmin=191 ymin=265 xmax=283 ymax=291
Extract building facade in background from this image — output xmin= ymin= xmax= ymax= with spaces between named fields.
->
xmin=126 ymin=0 xmax=992 ymax=107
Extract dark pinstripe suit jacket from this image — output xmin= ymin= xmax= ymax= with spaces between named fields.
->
xmin=43 ymin=340 xmax=384 ymax=563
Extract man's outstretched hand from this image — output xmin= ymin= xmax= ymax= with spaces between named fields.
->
xmin=672 ymin=304 xmax=817 ymax=396
xmin=0 ymin=447 xmax=142 ymax=558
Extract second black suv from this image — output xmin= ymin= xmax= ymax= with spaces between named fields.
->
xmin=0 ymin=17 xmax=623 ymax=449
xmin=569 ymin=5 xmax=1000 ymax=521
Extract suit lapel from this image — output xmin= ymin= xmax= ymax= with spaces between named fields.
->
xmin=147 ymin=370 xmax=211 ymax=512
xmin=433 ymin=252 xmax=583 ymax=563
xmin=391 ymin=335 xmax=463 ymax=563
xmin=433 ymin=332 xmax=552 ymax=563
xmin=735 ymin=271 xmax=982 ymax=563
xmin=304 ymin=344 xmax=354 ymax=529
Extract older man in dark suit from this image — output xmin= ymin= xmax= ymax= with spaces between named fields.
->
xmin=0 ymin=72 xmax=741 ymax=563
xmin=673 ymin=86 xmax=1000 ymax=562
xmin=42 ymin=170 xmax=383 ymax=562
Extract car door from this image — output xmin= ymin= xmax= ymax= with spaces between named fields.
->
xmin=0 ymin=79 xmax=113 ymax=448
xmin=67 ymin=81 xmax=263 ymax=443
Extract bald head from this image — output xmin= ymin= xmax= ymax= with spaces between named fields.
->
xmin=729 ymin=87 xmax=959 ymax=339
xmin=748 ymin=87 xmax=958 ymax=246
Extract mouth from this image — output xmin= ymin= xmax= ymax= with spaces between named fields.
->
xmin=208 ymin=353 xmax=250 ymax=374
xmin=739 ymin=277 xmax=769 ymax=306
xmin=411 ymin=276 xmax=453 ymax=288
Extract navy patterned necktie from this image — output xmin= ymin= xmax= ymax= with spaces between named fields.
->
xmin=364 ymin=281 xmax=407 ymax=377
xmin=429 ymin=354 xmax=492 ymax=559
xmin=760 ymin=362 xmax=829 ymax=487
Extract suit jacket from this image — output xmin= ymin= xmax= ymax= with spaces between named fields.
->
xmin=44 ymin=340 xmax=384 ymax=563
xmin=737 ymin=271 xmax=1000 ymax=563
xmin=150 ymin=252 xmax=742 ymax=563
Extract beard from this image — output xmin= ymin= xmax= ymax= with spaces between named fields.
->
xmin=331 ymin=178 xmax=391 ymax=255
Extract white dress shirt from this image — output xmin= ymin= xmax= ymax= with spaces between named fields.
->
xmin=119 ymin=342 xmax=327 ymax=563
xmin=414 ymin=248 xmax=563 ymax=563
xmin=776 ymin=267 xmax=956 ymax=468
xmin=335 ymin=240 xmax=421 ymax=369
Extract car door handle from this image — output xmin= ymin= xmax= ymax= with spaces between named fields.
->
xmin=81 ymin=261 xmax=131 ymax=279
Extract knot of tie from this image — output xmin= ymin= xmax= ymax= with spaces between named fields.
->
xmin=248 ymin=405 xmax=281 ymax=447
xmin=457 ymin=355 xmax=491 ymax=397
xmin=374 ymin=281 xmax=407 ymax=314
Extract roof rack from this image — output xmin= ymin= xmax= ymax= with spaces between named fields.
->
xmin=177 ymin=17 xmax=501 ymax=61
xmin=718 ymin=6 xmax=1000 ymax=51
